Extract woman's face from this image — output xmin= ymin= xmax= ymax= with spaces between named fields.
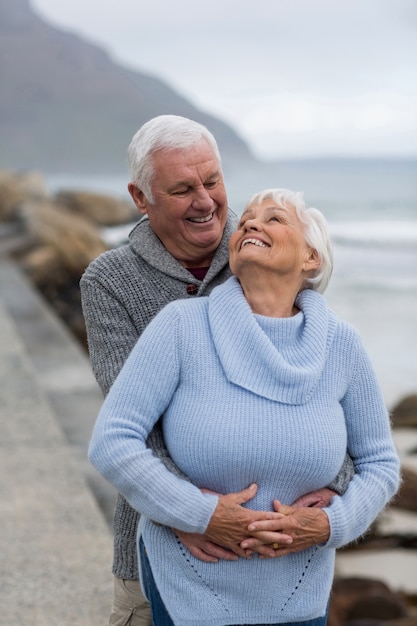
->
xmin=229 ymin=199 xmax=316 ymax=280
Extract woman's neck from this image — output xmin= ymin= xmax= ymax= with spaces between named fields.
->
xmin=238 ymin=275 xmax=302 ymax=318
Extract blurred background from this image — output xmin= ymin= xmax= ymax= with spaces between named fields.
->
xmin=1 ymin=1 xmax=417 ymax=622
xmin=2 ymin=0 xmax=416 ymax=406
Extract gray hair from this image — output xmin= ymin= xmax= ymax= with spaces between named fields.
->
xmin=244 ymin=188 xmax=333 ymax=293
xmin=127 ymin=115 xmax=222 ymax=202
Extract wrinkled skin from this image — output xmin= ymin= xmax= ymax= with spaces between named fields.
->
xmin=175 ymin=484 xmax=334 ymax=561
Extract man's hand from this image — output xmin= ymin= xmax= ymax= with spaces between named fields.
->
xmin=174 ymin=530 xmax=239 ymax=563
xmin=241 ymin=500 xmax=330 ymax=557
xmin=291 ymin=487 xmax=337 ymax=508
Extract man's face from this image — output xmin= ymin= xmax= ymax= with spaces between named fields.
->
xmin=129 ymin=140 xmax=228 ymax=268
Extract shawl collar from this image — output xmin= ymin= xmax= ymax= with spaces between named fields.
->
xmin=208 ymin=277 xmax=337 ymax=404
xmin=128 ymin=212 xmax=237 ymax=284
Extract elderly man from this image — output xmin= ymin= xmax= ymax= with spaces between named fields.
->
xmin=81 ymin=115 xmax=352 ymax=626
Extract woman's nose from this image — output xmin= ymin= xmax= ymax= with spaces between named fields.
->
xmin=244 ymin=218 xmax=260 ymax=231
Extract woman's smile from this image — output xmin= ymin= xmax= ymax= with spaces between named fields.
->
xmin=240 ymin=237 xmax=269 ymax=250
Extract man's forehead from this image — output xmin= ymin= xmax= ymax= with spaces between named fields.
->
xmin=153 ymin=142 xmax=219 ymax=165
xmin=153 ymin=151 xmax=222 ymax=183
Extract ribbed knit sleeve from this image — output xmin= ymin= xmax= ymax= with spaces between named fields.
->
xmin=80 ymin=260 xmax=141 ymax=396
xmin=88 ymin=302 xmax=218 ymax=533
xmin=324 ymin=324 xmax=400 ymax=548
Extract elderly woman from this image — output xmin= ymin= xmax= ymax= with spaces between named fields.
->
xmin=89 ymin=188 xmax=400 ymax=626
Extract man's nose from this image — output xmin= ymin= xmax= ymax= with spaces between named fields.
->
xmin=191 ymin=186 xmax=214 ymax=210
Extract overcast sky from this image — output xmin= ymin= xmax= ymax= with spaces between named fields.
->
xmin=32 ymin=0 xmax=417 ymax=160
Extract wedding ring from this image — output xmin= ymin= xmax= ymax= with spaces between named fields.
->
xmin=272 ymin=543 xmax=279 ymax=549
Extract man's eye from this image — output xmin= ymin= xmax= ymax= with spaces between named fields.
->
xmin=204 ymin=180 xmax=218 ymax=189
xmin=172 ymin=188 xmax=189 ymax=196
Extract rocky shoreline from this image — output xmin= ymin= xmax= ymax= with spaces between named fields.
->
xmin=1 ymin=169 xmax=417 ymax=625
xmin=0 ymin=168 xmax=137 ymax=347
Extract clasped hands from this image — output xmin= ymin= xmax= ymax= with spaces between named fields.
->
xmin=174 ymin=483 xmax=332 ymax=562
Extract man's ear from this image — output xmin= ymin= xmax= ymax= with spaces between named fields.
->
xmin=303 ymin=248 xmax=320 ymax=272
xmin=128 ymin=183 xmax=148 ymax=215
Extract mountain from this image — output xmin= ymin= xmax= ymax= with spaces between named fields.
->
xmin=0 ymin=0 xmax=256 ymax=174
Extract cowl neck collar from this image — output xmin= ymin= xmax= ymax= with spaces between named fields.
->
xmin=208 ymin=277 xmax=337 ymax=404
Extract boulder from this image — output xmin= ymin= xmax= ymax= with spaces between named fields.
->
xmin=18 ymin=199 xmax=109 ymax=348
xmin=0 ymin=169 xmax=47 ymax=220
xmin=20 ymin=245 xmax=61 ymax=283
xmin=54 ymin=189 xmax=138 ymax=226
xmin=22 ymin=200 xmax=108 ymax=275
xmin=328 ymin=577 xmax=410 ymax=626
xmin=391 ymin=395 xmax=417 ymax=429
xmin=393 ymin=466 xmax=417 ymax=513
xmin=345 ymin=593 xmax=408 ymax=620
xmin=341 ymin=616 xmax=417 ymax=626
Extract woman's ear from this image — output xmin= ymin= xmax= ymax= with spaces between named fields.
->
xmin=303 ymin=248 xmax=320 ymax=272
xmin=128 ymin=183 xmax=148 ymax=215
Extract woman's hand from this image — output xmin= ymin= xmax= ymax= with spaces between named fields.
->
xmin=174 ymin=486 xmax=334 ymax=561
xmin=173 ymin=484 xmax=290 ymax=560
xmin=204 ymin=484 xmax=292 ymax=558
xmin=241 ymin=500 xmax=330 ymax=557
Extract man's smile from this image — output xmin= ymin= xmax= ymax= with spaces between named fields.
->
xmin=187 ymin=212 xmax=215 ymax=224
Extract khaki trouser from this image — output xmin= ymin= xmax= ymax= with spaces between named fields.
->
xmin=109 ymin=576 xmax=152 ymax=626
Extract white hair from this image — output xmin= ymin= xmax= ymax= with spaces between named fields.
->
xmin=244 ymin=188 xmax=333 ymax=293
xmin=127 ymin=115 xmax=222 ymax=202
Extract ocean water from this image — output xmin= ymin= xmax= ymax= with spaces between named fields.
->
xmin=45 ymin=158 xmax=417 ymax=409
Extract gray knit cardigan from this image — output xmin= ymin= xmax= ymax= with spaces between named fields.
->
xmin=80 ymin=211 xmax=353 ymax=580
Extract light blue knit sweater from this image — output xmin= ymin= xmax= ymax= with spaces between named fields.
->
xmin=89 ymin=277 xmax=400 ymax=626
